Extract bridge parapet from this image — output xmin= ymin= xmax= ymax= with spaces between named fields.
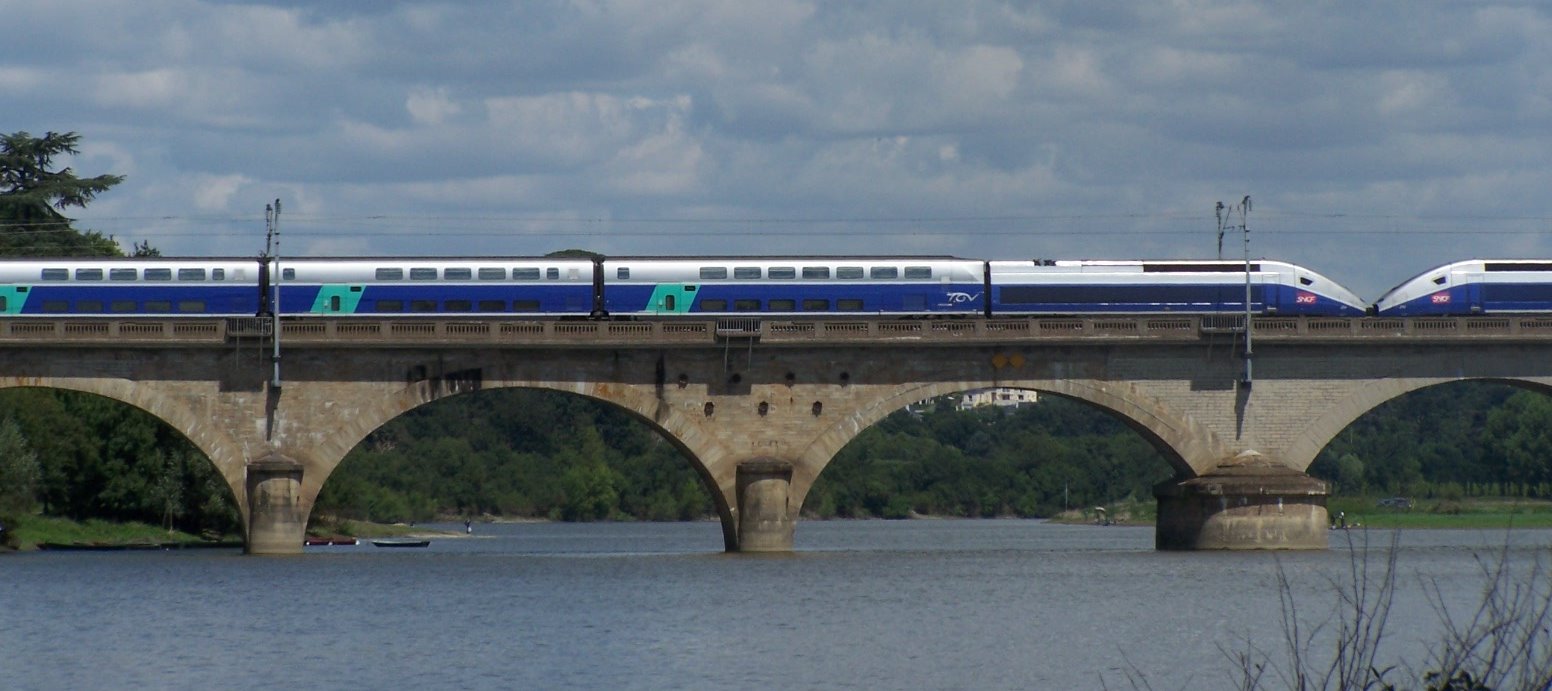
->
xmin=2 ymin=315 xmax=1552 ymax=348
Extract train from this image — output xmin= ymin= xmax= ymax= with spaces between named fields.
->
xmin=1372 ymin=260 xmax=1552 ymax=317
xmin=0 ymin=255 xmax=1370 ymax=318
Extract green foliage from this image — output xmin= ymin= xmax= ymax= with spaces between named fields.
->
xmin=1313 ymin=381 xmax=1552 ymax=498
xmin=0 ymin=131 xmax=126 ymax=257
xmin=807 ymin=398 xmax=1173 ymax=519
xmin=0 ymin=389 xmax=239 ymax=535
xmin=0 ymin=417 xmax=40 ymax=514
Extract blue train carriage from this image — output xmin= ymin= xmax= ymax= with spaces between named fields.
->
xmin=273 ymin=257 xmax=597 ymax=316
xmin=600 ymin=257 xmax=988 ymax=317
xmin=986 ymin=259 xmax=1366 ymax=316
xmin=0 ymin=258 xmax=265 ymax=317
xmin=1372 ymin=259 xmax=1552 ymax=317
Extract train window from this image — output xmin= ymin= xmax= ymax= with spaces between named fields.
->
xmin=769 ymin=298 xmax=796 ymax=311
xmin=1433 ymin=276 xmax=1447 ymax=285
xmin=478 ymin=268 xmax=505 ymax=280
xmin=77 ymin=300 xmax=103 ymax=312
xmin=513 ymin=300 xmax=540 ymax=312
xmin=700 ymin=267 xmax=728 ymax=280
xmin=802 ymin=299 xmax=829 ymax=311
xmin=75 ymin=269 xmax=103 ymax=281
xmin=444 ymin=268 xmax=472 ymax=280
xmin=110 ymin=268 xmax=137 ymax=281
xmin=41 ymin=269 xmax=68 ymax=281
xmin=1299 ymin=277 xmax=1313 ymax=286
xmin=734 ymin=299 xmax=760 ymax=311
xmin=42 ymin=300 xmax=68 ymax=313
xmin=145 ymin=269 xmax=171 ymax=281
xmin=513 ymin=268 xmax=541 ymax=280
xmin=445 ymin=299 xmax=473 ymax=311
xmin=802 ymin=266 xmax=830 ymax=279
xmin=212 ymin=269 xmax=224 ymax=281
xmin=178 ymin=301 xmax=205 ymax=313
xmin=617 ymin=267 xmax=630 ymax=279
xmin=478 ymin=300 xmax=506 ymax=312
xmin=870 ymin=267 xmax=899 ymax=279
xmin=546 ymin=268 xmax=559 ymax=280
xmin=734 ymin=267 xmax=761 ymax=279
xmin=904 ymin=266 xmax=932 ymax=279
xmin=769 ymin=267 xmax=796 ymax=279
xmin=375 ymin=300 xmax=404 ymax=312
xmin=329 ymin=296 xmax=341 ymax=311
xmin=837 ymin=299 xmax=864 ymax=311
xmin=410 ymin=300 xmax=437 ymax=312
xmin=837 ymin=267 xmax=864 ymax=279
xmin=663 ymin=295 xmax=676 ymax=310
xmin=410 ymin=268 xmax=437 ymax=280
xmin=178 ymin=268 xmax=206 ymax=281
xmin=283 ymin=268 xmax=295 ymax=280
xmin=376 ymin=268 xmax=404 ymax=280
xmin=145 ymin=300 xmax=172 ymax=313
xmin=701 ymin=299 xmax=728 ymax=311
xmin=0 ymin=296 xmax=6 ymax=310
xmin=111 ymin=300 xmax=136 ymax=312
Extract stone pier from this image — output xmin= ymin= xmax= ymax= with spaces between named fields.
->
xmin=735 ymin=460 xmax=795 ymax=552
xmin=245 ymin=454 xmax=307 ymax=555
xmin=1154 ymin=451 xmax=1329 ymax=550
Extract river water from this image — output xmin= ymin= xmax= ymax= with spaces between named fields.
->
xmin=2 ymin=520 xmax=1547 ymax=690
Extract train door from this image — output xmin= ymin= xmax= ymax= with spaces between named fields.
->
xmin=1463 ymin=270 xmax=1485 ymax=313
xmin=0 ymin=286 xmax=28 ymax=315
xmin=311 ymin=285 xmax=363 ymax=314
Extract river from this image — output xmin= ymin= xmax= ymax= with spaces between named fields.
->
xmin=2 ymin=520 xmax=1547 ymax=690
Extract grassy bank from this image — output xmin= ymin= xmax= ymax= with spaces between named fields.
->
xmin=2 ymin=515 xmax=222 ymax=551
xmin=1329 ymin=496 xmax=1552 ymax=529
xmin=1046 ymin=496 xmax=1552 ymax=530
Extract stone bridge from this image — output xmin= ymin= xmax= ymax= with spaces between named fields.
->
xmin=2 ymin=314 xmax=1549 ymax=554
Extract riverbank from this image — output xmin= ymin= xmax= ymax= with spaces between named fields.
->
xmin=1 ymin=515 xmax=236 ymax=552
xmin=1044 ymin=496 xmax=1552 ymax=530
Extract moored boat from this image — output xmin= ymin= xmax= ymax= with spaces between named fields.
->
xmin=370 ymin=538 xmax=430 ymax=548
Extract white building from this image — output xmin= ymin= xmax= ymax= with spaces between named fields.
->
xmin=957 ymin=388 xmax=1038 ymax=410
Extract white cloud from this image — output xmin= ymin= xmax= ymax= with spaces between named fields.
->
xmin=406 ymin=87 xmax=462 ymax=126
xmin=192 ymin=173 xmax=250 ymax=212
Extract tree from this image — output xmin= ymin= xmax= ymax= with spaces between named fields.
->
xmin=0 ymin=131 xmax=124 ymax=256
xmin=0 ymin=416 xmax=40 ymax=514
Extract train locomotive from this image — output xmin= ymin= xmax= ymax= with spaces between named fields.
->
xmin=0 ymin=255 xmax=1369 ymax=319
xmin=1373 ymin=260 xmax=1552 ymax=317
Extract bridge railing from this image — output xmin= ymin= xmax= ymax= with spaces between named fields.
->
xmin=0 ymin=314 xmax=1550 ymax=347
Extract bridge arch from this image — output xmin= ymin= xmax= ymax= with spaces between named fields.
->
xmin=0 ymin=377 xmax=247 ymax=510
xmin=792 ymin=378 xmax=1224 ymax=511
xmin=1282 ymin=376 xmax=1552 ymax=473
xmin=308 ymin=379 xmax=739 ymax=548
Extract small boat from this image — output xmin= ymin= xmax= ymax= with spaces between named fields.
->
xmin=371 ymin=538 xmax=430 ymax=548
xmin=304 ymin=537 xmax=359 ymax=546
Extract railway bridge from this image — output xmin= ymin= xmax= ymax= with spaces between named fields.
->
xmin=3 ymin=313 xmax=1550 ymax=554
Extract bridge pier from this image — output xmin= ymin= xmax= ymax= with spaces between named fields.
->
xmin=1154 ymin=451 xmax=1329 ymax=550
xmin=735 ymin=459 xmax=795 ymax=552
xmin=244 ymin=454 xmax=307 ymax=555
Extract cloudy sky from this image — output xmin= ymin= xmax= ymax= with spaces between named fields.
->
xmin=5 ymin=0 xmax=1552 ymax=300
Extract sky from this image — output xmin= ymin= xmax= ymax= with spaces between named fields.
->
xmin=5 ymin=0 xmax=1552 ymax=301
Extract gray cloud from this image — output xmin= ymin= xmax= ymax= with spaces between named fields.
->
xmin=4 ymin=1 xmax=1552 ymax=299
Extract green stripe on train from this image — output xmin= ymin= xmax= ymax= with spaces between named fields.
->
xmin=310 ymin=285 xmax=364 ymax=314
xmin=0 ymin=286 xmax=29 ymax=314
xmin=645 ymin=284 xmax=698 ymax=314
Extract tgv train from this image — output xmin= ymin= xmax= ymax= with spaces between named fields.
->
xmin=0 ymin=256 xmax=1369 ymax=318
xmin=1374 ymin=260 xmax=1552 ymax=316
